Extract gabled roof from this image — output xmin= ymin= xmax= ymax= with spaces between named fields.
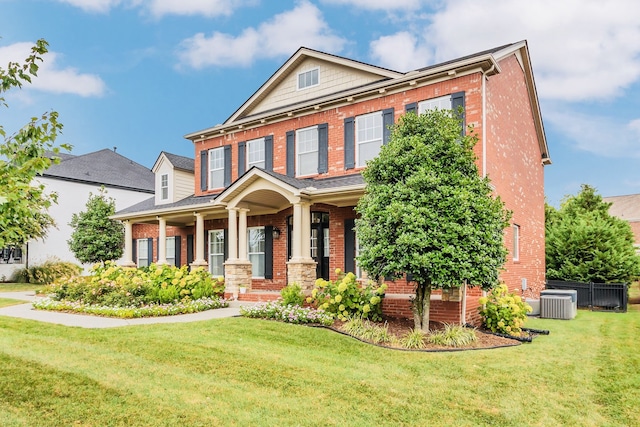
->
xmin=152 ymin=151 xmax=194 ymax=173
xmin=42 ymin=148 xmax=154 ymax=193
xmin=603 ymin=194 xmax=640 ymax=222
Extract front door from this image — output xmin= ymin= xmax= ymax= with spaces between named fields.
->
xmin=287 ymin=212 xmax=330 ymax=280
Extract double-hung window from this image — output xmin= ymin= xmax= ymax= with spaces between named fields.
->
xmin=160 ymin=174 xmax=169 ymax=200
xmin=209 ymin=230 xmax=225 ymax=277
xmin=137 ymin=239 xmax=149 ymax=267
xmin=356 ymin=111 xmax=383 ymax=167
xmin=247 ymin=227 xmax=265 ymax=278
xmin=418 ymin=95 xmax=452 ymax=113
xmin=208 ymin=147 xmax=225 ymax=189
xmin=166 ymin=237 xmax=176 ymax=266
xmin=297 ymin=68 xmax=319 ymax=90
xmin=513 ymin=224 xmax=520 ymax=261
xmin=296 ymin=126 xmax=318 ymax=176
xmin=247 ymin=138 xmax=265 ymax=170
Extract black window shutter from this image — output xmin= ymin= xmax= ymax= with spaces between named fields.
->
xmin=317 ymin=123 xmax=328 ymax=174
xmin=405 ymin=103 xmax=417 ymax=114
xmin=344 ymin=219 xmax=355 ymax=273
xmin=265 ymin=135 xmax=273 ymax=171
xmin=264 ymin=226 xmax=273 ymax=280
xmin=406 ymin=273 xmax=414 ymax=282
xmin=382 ymin=108 xmax=394 ymax=144
xmin=223 ymin=229 xmax=229 ymax=262
xmin=200 ymin=151 xmax=208 ymax=191
xmin=238 ymin=142 xmax=246 ymax=176
xmin=344 ymin=117 xmax=355 ymax=170
xmin=132 ymin=239 xmax=137 ymax=266
xmin=286 ymin=131 xmax=295 ymax=177
xmin=223 ymin=145 xmax=232 ymax=187
xmin=175 ymin=236 xmax=181 ymax=266
xmin=187 ymin=235 xmax=194 ymax=266
xmin=451 ymin=91 xmax=466 ymax=136
xmin=148 ymin=239 xmax=154 ymax=264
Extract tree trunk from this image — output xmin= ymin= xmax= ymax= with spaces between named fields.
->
xmin=413 ymin=281 xmax=432 ymax=332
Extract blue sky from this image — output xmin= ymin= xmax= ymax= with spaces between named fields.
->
xmin=1 ymin=0 xmax=639 ymax=207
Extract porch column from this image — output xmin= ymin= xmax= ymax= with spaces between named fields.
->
xmin=191 ymin=212 xmax=208 ymax=268
xmin=156 ymin=216 xmax=167 ymax=265
xmin=300 ymin=202 xmax=312 ymax=261
xmin=237 ymin=208 xmax=249 ymax=261
xmin=227 ymin=207 xmax=238 ymax=261
xmin=287 ymin=200 xmax=316 ymax=291
xmin=122 ymin=220 xmax=136 ymax=267
xmin=291 ymin=202 xmax=303 ymax=260
xmin=224 ymin=207 xmax=252 ymax=297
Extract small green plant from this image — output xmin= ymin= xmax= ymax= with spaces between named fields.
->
xmin=280 ymin=282 xmax=305 ymax=306
xmin=427 ymin=323 xmax=478 ymax=347
xmin=307 ymin=269 xmax=387 ymax=321
xmin=10 ymin=258 xmax=82 ymax=284
xmin=399 ymin=328 xmax=427 ymax=349
xmin=340 ymin=316 xmax=394 ymax=345
xmin=478 ymin=283 xmax=532 ymax=336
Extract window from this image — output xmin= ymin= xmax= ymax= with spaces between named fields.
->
xmin=296 ymin=126 xmax=318 ymax=176
xmin=418 ymin=95 xmax=452 ymax=113
xmin=137 ymin=239 xmax=149 ymax=267
xmin=513 ymin=224 xmax=520 ymax=261
xmin=247 ymin=227 xmax=265 ymax=278
xmin=297 ymin=68 xmax=319 ymax=90
xmin=209 ymin=230 xmax=225 ymax=277
xmin=160 ymin=174 xmax=169 ymax=200
xmin=247 ymin=138 xmax=265 ymax=170
xmin=356 ymin=111 xmax=383 ymax=167
xmin=208 ymin=147 xmax=224 ymax=189
xmin=166 ymin=237 xmax=176 ymax=266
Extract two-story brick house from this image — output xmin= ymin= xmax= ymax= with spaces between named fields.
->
xmin=113 ymin=40 xmax=550 ymax=324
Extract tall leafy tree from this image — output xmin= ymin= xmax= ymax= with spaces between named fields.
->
xmin=68 ymin=188 xmax=124 ymax=264
xmin=546 ymin=184 xmax=640 ymax=283
xmin=356 ymin=109 xmax=511 ymax=331
xmin=0 ymin=39 xmax=70 ymax=247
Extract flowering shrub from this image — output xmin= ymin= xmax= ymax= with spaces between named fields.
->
xmin=11 ymin=258 xmax=82 ymax=284
xmin=42 ymin=261 xmax=225 ymax=308
xmin=280 ymin=282 xmax=305 ymax=306
xmin=478 ymin=283 xmax=532 ymax=336
xmin=33 ymin=297 xmax=226 ymax=318
xmin=240 ymin=301 xmax=333 ymax=326
xmin=306 ymin=269 xmax=387 ymax=321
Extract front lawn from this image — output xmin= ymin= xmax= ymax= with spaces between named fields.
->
xmin=1 ymin=295 xmax=639 ymax=426
xmin=0 ymin=283 xmax=44 ymax=293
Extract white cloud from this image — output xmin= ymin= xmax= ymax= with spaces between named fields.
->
xmin=56 ymin=0 xmax=123 ymax=13
xmin=370 ymin=32 xmax=433 ymax=72
xmin=321 ymin=0 xmax=425 ymax=11
xmin=0 ymin=42 xmax=106 ymax=97
xmin=177 ymin=1 xmax=346 ymax=69
xmin=57 ymin=0 xmax=251 ymax=16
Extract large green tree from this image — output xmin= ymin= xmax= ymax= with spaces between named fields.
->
xmin=0 ymin=39 xmax=70 ymax=247
xmin=356 ymin=109 xmax=511 ymax=331
xmin=546 ymin=184 xmax=640 ymax=283
xmin=68 ymin=188 xmax=124 ymax=264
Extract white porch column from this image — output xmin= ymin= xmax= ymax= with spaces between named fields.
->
xmin=122 ymin=220 xmax=136 ymax=267
xmin=291 ymin=202 xmax=303 ymax=260
xmin=192 ymin=212 xmax=208 ymax=267
xmin=237 ymin=208 xmax=249 ymax=261
xmin=227 ymin=208 xmax=238 ymax=261
xmin=156 ymin=216 xmax=167 ymax=265
xmin=300 ymin=202 xmax=312 ymax=261
xmin=287 ymin=200 xmax=316 ymax=290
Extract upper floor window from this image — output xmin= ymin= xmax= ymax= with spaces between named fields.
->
xmin=418 ymin=95 xmax=452 ymax=113
xmin=296 ymin=126 xmax=318 ymax=176
xmin=247 ymin=138 xmax=265 ymax=170
xmin=297 ymin=68 xmax=319 ymax=90
xmin=160 ymin=174 xmax=169 ymax=200
xmin=208 ymin=147 xmax=224 ymax=189
xmin=356 ymin=111 xmax=383 ymax=167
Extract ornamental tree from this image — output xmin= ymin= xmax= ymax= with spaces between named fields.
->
xmin=68 ymin=188 xmax=124 ymax=264
xmin=546 ymin=184 xmax=640 ymax=283
xmin=356 ymin=109 xmax=511 ymax=331
xmin=0 ymin=39 xmax=70 ymax=247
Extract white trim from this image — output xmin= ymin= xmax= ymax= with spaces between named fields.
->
xmin=246 ymin=137 xmax=266 ymax=170
xmin=208 ymin=229 xmax=225 ymax=277
xmin=355 ymin=111 xmax=383 ymax=168
xmin=247 ymin=226 xmax=265 ymax=278
xmin=513 ymin=224 xmax=520 ymax=261
xmin=297 ymin=67 xmax=319 ymax=90
xmin=296 ymin=125 xmax=319 ymax=177
xmin=160 ymin=173 xmax=169 ymax=201
xmin=208 ymin=147 xmax=224 ymax=190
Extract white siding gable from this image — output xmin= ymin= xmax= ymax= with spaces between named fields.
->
xmin=155 ymin=158 xmax=174 ymax=205
xmin=153 ymin=155 xmax=195 ymax=205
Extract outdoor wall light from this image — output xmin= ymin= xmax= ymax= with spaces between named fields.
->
xmin=272 ymin=227 xmax=281 ymax=239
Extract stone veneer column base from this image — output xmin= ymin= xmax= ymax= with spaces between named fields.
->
xmin=224 ymin=261 xmax=253 ymax=296
xmin=287 ymin=259 xmax=317 ymax=291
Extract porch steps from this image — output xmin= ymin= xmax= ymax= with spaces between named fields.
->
xmin=234 ymin=290 xmax=281 ymax=303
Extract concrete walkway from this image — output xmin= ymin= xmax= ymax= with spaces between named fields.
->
xmin=0 ymin=291 xmax=243 ymax=329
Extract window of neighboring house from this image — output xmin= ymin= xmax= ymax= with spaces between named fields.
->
xmin=418 ymin=95 xmax=452 ymax=113
xmin=166 ymin=237 xmax=176 ymax=266
xmin=209 ymin=229 xmax=225 ymax=277
xmin=137 ymin=239 xmax=149 ymax=267
xmin=297 ymin=68 xmax=319 ymax=90
xmin=513 ymin=224 xmax=520 ymax=261
xmin=160 ymin=174 xmax=169 ymax=200
xmin=247 ymin=227 xmax=265 ymax=278
xmin=247 ymin=138 xmax=265 ymax=170
xmin=209 ymin=147 xmax=225 ymax=189
xmin=356 ymin=111 xmax=383 ymax=167
xmin=296 ymin=126 xmax=318 ymax=176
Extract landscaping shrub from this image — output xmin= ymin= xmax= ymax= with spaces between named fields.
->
xmin=280 ymin=282 xmax=305 ymax=306
xmin=399 ymin=328 xmax=427 ymax=349
xmin=478 ymin=283 xmax=532 ymax=336
xmin=340 ymin=316 xmax=395 ymax=345
xmin=240 ymin=300 xmax=333 ymax=326
xmin=427 ymin=324 xmax=478 ymax=347
xmin=307 ymin=269 xmax=387 ymax=321
xmin=10 ymin=258 xmax=82 ymax=284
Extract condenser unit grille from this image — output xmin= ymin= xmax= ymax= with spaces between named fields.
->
xmin=540 ymin=295 xmax=574 ymax=320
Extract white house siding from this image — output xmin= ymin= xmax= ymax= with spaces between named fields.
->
xmin=174 ymin=169 xmax=194 ymax=201
xmin=155 ymin=158 xmax=174 ymax=205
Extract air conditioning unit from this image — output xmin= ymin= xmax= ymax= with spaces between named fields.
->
xmin=540 ymin=295 xmax=574 ymax=320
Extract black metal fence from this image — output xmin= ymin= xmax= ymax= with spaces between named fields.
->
xmin=546 ymin=280 xmax=628 ymax=312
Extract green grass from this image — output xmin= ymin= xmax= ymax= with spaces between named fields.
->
xmin=0 ymin=289 xmax=639 ymax=426
xmin=0 ymin=283 xmax=44 ymax=293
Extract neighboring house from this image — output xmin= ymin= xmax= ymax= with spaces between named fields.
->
xmin=0 ymin=149 xmax=155 ymax=280
xmin=603 ymin=193 xmax=640 ymax=253
xmin=113 ymin=41 xmax=550 ymax=324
